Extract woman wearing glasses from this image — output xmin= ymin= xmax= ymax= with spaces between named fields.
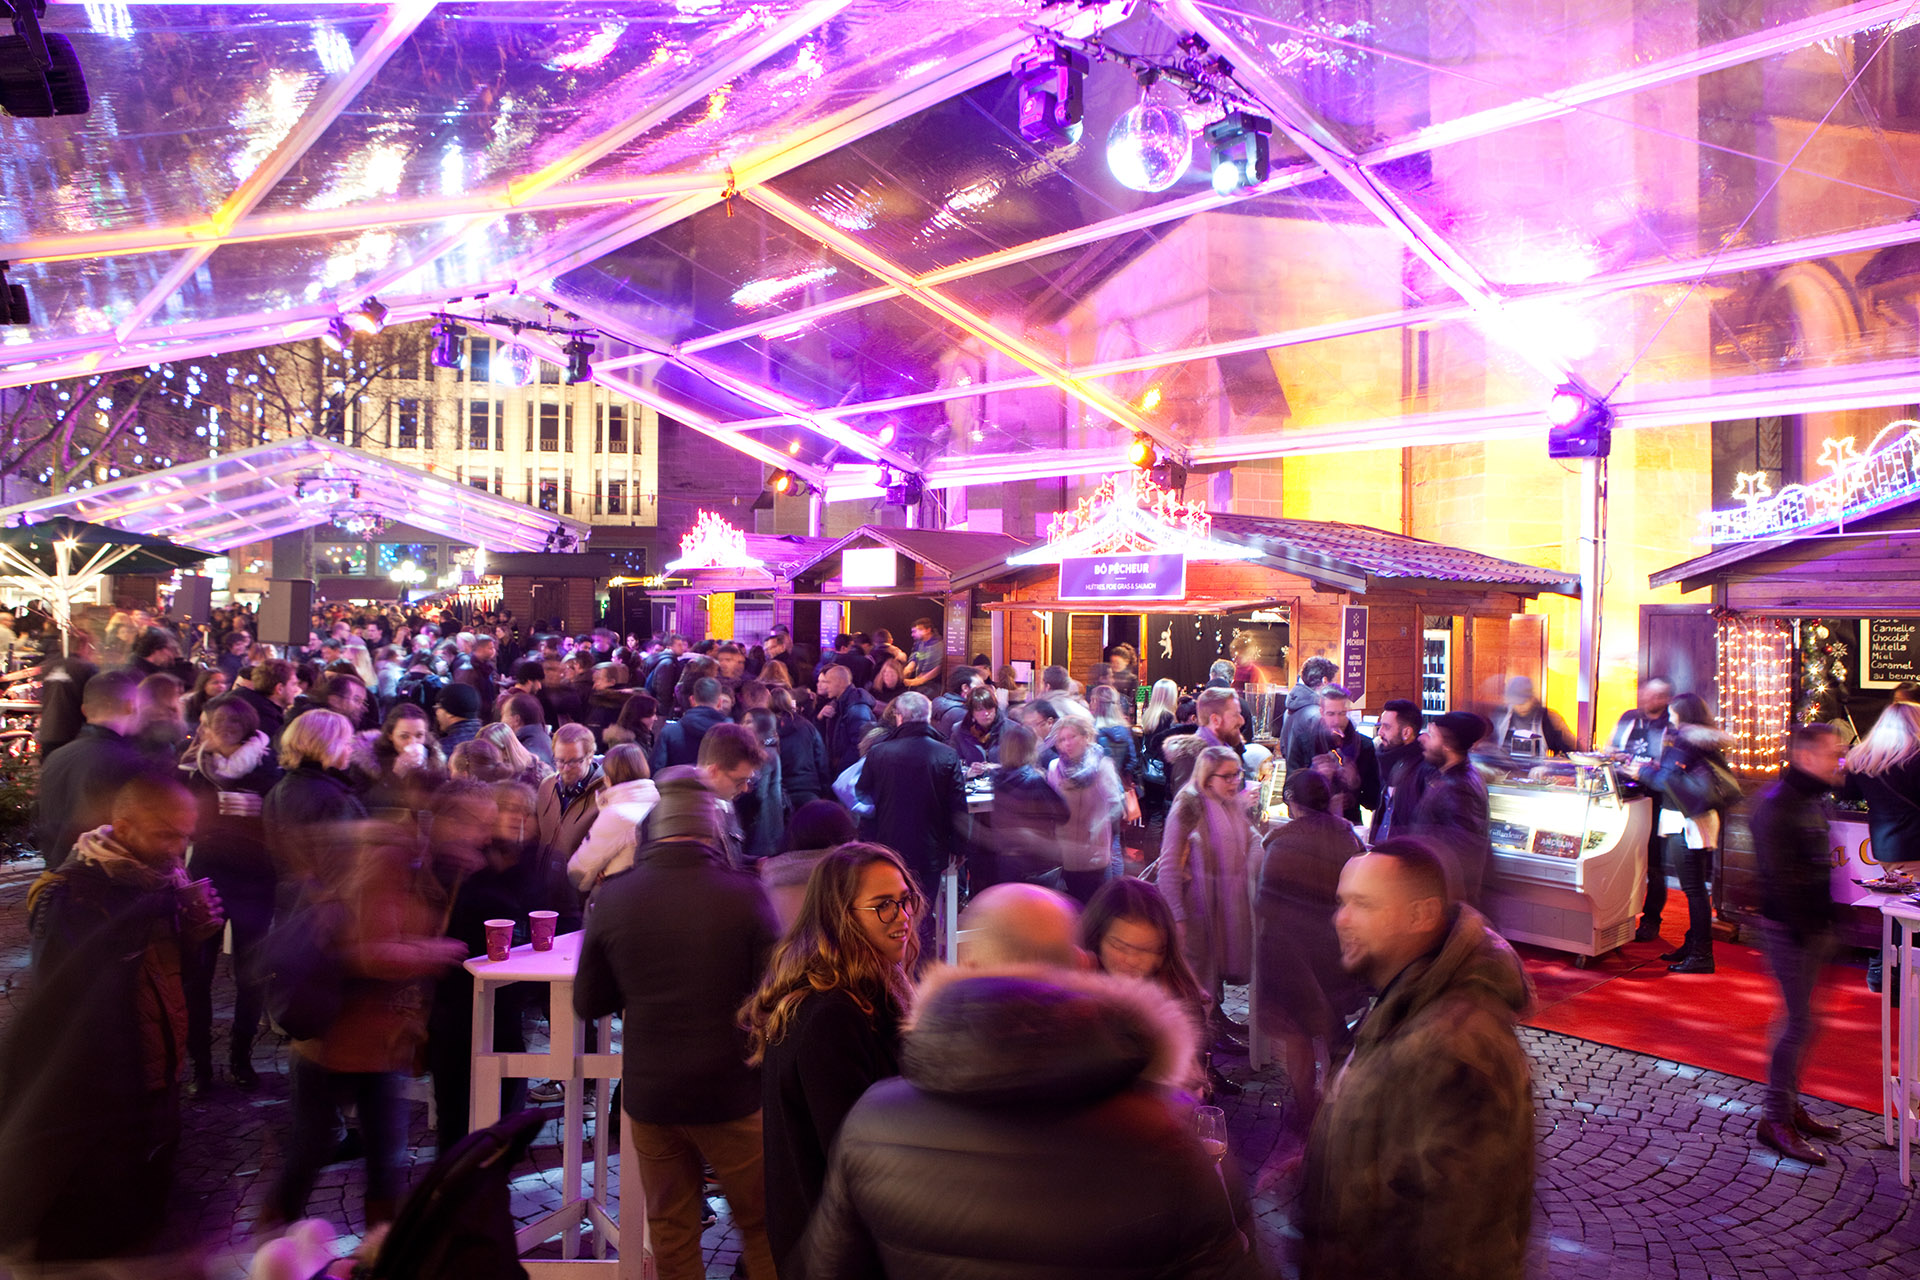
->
xmin=742 ymin=843 xmax=924 ymax=1278
xmin=1079 ymin=876 xmax=1230 ymax=1098
xmin=1161 ymin=744 xmax=1259 ymax=1055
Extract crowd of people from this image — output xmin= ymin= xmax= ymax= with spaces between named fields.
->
xmin=0 ymin=594 xmax=1890 ymax=1277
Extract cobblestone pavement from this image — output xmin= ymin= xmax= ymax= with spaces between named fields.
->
xmin=4 ymin=853 xmax=1918 ymax=1278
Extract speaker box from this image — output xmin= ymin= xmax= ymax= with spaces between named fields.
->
xmin=257 ymin=579 xmax=314 ymax=648
xmin=172 ymin=575 xmax=213 ymax=624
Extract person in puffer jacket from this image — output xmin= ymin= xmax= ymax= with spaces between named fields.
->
xmin=798 ymin=965 xmax=1265 ymax=1280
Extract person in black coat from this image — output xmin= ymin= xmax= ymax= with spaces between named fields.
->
xmin=1750 ymin=724 xmax=1849 ymax=1165
xmin=799 ymin=965 xmax=1264 ymax=1280
xmin=34 ymin=670 xmax=162 ymax=871
xmin=1629 ymin=698 xmax=1736 ymax=973
xmin=985 ymin=722 xmax=1071 ymax=890
xmin=1283 ymin=684 xmax=1379 ymax=827
xmin=1399 ymin=711 xmax=1493 ymax=908
xmin=574 ymin=769 xmax=781 ymax=1280
xmin=650 ymin=678 xmax=729 ymax=773
xmin=814 ymin=663 xmax=876 ymax=779
xmin=770 ymin=687 xmax=830 ymax=811
xmin=929 ymin=668 xmax=977 ymax=743
xmin=855 ymin=693 xmax=969 ymax=912
xmin=262 ymin=710 xmax=369 ymax=880
xmin=178 ymin=693 xmax=283 ymax=1093
xmin=742 ymin=844 xmax=922 ymax=1277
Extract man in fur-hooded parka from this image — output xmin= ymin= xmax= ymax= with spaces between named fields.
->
xmin=1302 ymin=843 xmax=1535 ymax=1280
xmin=801 ymin=966 xmax=1265 ymax=1280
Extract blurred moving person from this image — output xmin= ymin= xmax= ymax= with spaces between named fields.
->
xmin=1302 ymin=839 xmax=1533 ymax=1280
xmin=1162 ymin=744 xmax=1259 ymax=1050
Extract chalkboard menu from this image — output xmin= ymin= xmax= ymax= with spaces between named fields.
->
xmin=1863 ymin=618 xmax=1920 ymax=689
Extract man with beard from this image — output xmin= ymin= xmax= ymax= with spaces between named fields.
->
xmin=1395 ymin=711 xmax=1493 ymax=908
xmin=1302 ymin=839 xmax=1533 ymax=1280
xmin=1368 ymin=699 xmax=1426 ymax=842
xmin=1284 ymin=684 xmax=1379 ymax=828
xmin=1163 ymin=686 xmax=1246 ymax=796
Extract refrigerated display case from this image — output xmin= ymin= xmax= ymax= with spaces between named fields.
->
xmin=1477 ymin=753 xmax=1654 ymax=963
xmin=1422 ymin=629 xmax=1450 ymax=716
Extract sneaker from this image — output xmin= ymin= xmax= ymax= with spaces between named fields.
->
xmin=1793 ymin=1105 xmax=1842 ymax=1141
xmin=528 ymin=1080 xmax=565 ymax=1104
xmin=1757 ymin=1118 xmax=1827 ymax=1165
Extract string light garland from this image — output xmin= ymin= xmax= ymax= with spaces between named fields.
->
xmin=1706 ymin=418 xmax=1920 ymax=542
xmin=1717 ymin=612 xmax=1791 ymax=774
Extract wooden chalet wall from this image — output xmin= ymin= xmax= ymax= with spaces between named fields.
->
xmin=1711 ymin=522 xmax=1920 ymax=614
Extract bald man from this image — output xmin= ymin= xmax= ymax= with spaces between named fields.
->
xmin=956 ymin=883 xmax=1084 ymax=970
xmin=2 ymin=778 xmax=222 ymax=1261
xmin=1300 ymin=840 xmax=1533 ymax=1280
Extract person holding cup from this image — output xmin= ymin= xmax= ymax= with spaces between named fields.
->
xmin=178 ymin=692 xmax=283 ymax=1095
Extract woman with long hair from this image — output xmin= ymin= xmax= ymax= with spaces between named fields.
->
xmin=1630 ymin=691 xmax=1737 ymax=974
xmin=869 ymin=656 xmax=907 ymax=705
xmin=1081 ymin=876 xmax=1206 ymax=1018
xmin=1090 ymin=683 xmax=1142 ymax=826
xmin=568 ymin=743 xmax=658 ymax=893
xmin=366 ymin=701 xmax=446 ymax=814
xmin=183 ymin=666 xmax=230 ymax=727
xmin=1139 ymin=678 xmax=1186 ymax=817
xmin=1046 ymin=711 xmax=1125 ymax=903
xmin=1847 ymin=701 xmax=1920 ymax=991
xmin=1160 ymin=743 xmax=1258 ymax=1046
xmin=742 ymin=843 xmax=923 ymax=1278
xmin=480 ymin=719 xmax=551 ymax=788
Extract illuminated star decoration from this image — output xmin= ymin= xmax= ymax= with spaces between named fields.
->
xmin=1731 ymin=471 xmax=1773 ymax=507
xmin=1817 ymin=435 xmax=1860 ymax=474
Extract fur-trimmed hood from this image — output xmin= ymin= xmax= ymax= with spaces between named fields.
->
xmin=902 ymin=965 xmax=1199 ymax=1107
xmin=1161 ymin=728 xmax=1207 ymax=773
xmin=1671 ymin=722 xmax=1735 ymax=753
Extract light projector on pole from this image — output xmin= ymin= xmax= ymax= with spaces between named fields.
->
xmin=1546 ymin=383 xmax=1612 ymax=459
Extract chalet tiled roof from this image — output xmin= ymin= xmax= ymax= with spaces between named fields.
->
xmin=1206 ymin=514 xmax=1578 ymax=594
xmin=793 ymin=526 xmax=1032 ymax=583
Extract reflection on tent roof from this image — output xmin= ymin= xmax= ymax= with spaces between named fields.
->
xmin=0 ymin=437 xmax=591 ymax=554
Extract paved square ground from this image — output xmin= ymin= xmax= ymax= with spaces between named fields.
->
xmin=3 ymin=857 xmax=1916 ymax=1278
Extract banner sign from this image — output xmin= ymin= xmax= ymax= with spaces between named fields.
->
xmin=1059 ymin=554 xmax=1187 ymax=602
xmin=1341 ymin=604 xmax=1368 ymax=702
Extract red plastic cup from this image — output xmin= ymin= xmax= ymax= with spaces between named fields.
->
xmin=483 ymin=919 xmax=514 ymax=962
xmin=529 ymin=910 xmax=559 ymax=952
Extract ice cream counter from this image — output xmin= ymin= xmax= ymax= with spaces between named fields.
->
xmin=1477 ymin=754 xmax=1654 ymax=963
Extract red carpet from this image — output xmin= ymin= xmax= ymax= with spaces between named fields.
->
xmin=1518 ymin=923 xmax=1886 ymax=1114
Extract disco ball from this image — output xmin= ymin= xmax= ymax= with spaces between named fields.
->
xmin=495 ymin=341 xmax=536 ymax=387
xmin=1106 ymin=102 xmax=1193 ymax=193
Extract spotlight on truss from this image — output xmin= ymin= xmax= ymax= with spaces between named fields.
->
xmin=1014 ymin=41 xmax=1087 ymax=144
xmin=1127 ymin=434 xmax=1158 ymax=469
xmin=345 ymin=297 xmax=388 ymax=335
xmin=1545 ymin=382 xmax=1612 ymax=459
xmin=429 ymin=317 xmax=466 ymax=370
xmin=1206 ymin=111 xmax=1272 ymax=196
xmin=564 ymin=335 xmax=594 ymax=385
xmin=0 ymin=6 xmax=90 ymax=119
xmin=319 ymin=316 xmax=351 ymax=354
xmin=769 ymin=469 xmax=813 ymax=498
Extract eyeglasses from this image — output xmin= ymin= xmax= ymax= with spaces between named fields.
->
xmin=854 ymin=895 xmax=919 ymax=924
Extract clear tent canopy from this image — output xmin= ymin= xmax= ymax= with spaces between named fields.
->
xmin=6 ymin=0 xmax=1920 ymax=498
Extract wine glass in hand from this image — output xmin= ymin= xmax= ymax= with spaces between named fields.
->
xmin=1193 ymin=1105 xmax=1228 ymax=1163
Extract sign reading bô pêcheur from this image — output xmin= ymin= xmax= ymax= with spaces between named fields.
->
xmin=1059 ymin=554 xmax=1187 ymax=602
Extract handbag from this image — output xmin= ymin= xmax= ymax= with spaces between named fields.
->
xmin=1666 ymin=752 xmax=1742 ymax=819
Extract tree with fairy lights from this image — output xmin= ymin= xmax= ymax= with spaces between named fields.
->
xmin=0 ymin=325 xmax=434 ymax=495
xmin=1798 ymin=619 xmax=1858 ymax=739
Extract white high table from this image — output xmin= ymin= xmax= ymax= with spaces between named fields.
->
xmin=466 ymin=930 xmax=639 ymax=1277
xmin=1880 ymin=898 xmax=1920 ymax=1187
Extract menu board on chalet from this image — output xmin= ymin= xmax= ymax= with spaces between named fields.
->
xmin=1862 ymin=618 xmax=1920 ymax=689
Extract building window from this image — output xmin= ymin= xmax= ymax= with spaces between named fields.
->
xmin=564 ymin=403 xmax=574 ymax=453
xmin=494 ymin=467 xmax=504 ymax=495
xmin=469 ymin=472 xmax=489 ymax=491
xmin=562 ymin=472 xmax=573 ymax=515
xmin=608 ymin=478 xmax=626 ymax=514
xmin=466 ymin=337 xmax=490 ymax=383
xmin=593 ymin=472 xmax=603 ymax=516
xmin=539 ymin=476 xmax=559 ymax=512
xmin=603 ymin=404 xmax=628 ymax=453
xmin=540 ymin=358 xmax=561 ymax=385
xmin=540 ymin=402 xmax=560 ymax=451
xmin=420 ymin=401 xmax=433 ymax=450
xmin=395 ymin=398 xmax=419 ymax=449
xmin=316 ymin=543 xmax=367 ymax=576
xmin=493 ymin=401 xmax=504 ymax=450
xmin=391 ymin=335 xmax=422 ymax=381
xmin=468 ymin=400 xmax=489 ymax=451
xmin=377 ymin=543 xmax=439 ymax=575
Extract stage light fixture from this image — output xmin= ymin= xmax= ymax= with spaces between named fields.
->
xmin=1545 ymin=382 xmax=1612 ymax=459
xmin=564 ymin=335 xmax=594 ymax=385
xmin=319 ymin=316 xmax=351 ymax=353
xmin=429 ymin=317 xmax=466 ymax=369
xmin=0 ymin=5 xmax=90 ymax=119
xmin=1014 ymin=42 xmax=1087 ymax=144
xmin=0 ymin=262 xmax=29 ymax=327
xmin=1127 ymin=434 xmax=1158 ymax=468
xmin=1206 ymin=111 xmax=1272 ymax=196
xmin=883 ymin=471 xmax=925 ymax=508
xmin=769 ymin=469 xmax=813 ymax=498
xmin=876 ymin=423 xmax=897 ymax=446
xmin=345 ymin=297 xmax=388 ymax=334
